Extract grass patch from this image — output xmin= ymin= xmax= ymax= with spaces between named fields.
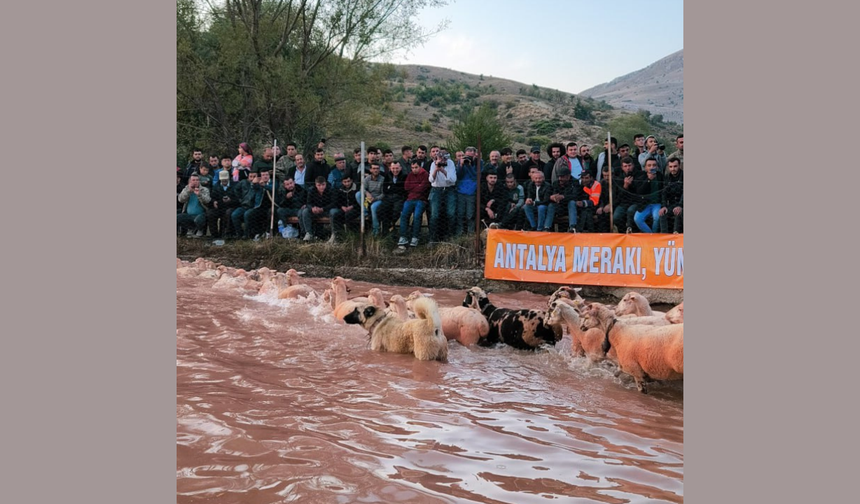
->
xmin=176 ymin=232 xmax=486 ymax=272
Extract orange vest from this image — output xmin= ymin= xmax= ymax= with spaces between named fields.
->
xmin=584 ymin=181 xmax=601 ymax=206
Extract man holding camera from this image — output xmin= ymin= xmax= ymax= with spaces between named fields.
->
xmin=428 ymin=148 xmax=457 ymax=242
xmin=455 ymin=146 xmax=480 ymax=236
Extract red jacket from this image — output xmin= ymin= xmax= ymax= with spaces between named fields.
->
xmin=404 ymin=168 xmax=431 ymax=202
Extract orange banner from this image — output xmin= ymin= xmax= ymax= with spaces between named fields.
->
xmin=484 ymin=230 xmax=683 ymax=289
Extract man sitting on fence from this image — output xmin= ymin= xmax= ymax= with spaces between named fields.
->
xmin=397 ymin=158 xmax=430 ymax=248
xmin=329 ymin=173 xmax=359 ymax=243
xmin=275 ymin=175 xmax=307 ymax=238
xmin=177 ymin=173 xmax=211 ymax=237
xmin=523 ymin=170 xmax=554 ymax=232
xmin=299 ymin=176 xmax=337 ymax=241
xmin=660 ymin=156 xmax=683 ymax=233
xmin=207 ymin=170 xmax=238 ymax=239
xmin=549 ymin=165 xmax=588 ymax=233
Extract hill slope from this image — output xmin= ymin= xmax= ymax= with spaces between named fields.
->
xmin=580 ymin=50 xmax=684 ymax=124
xmin=326 ymin=62 xmax=681 ymax=157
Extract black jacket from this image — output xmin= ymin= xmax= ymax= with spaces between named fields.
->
xmin=305 ymin=184 xmax=337 ymax=212
xmin=383 ymin=169 xmax=408 ymax=200
xmin=211 ymin=182 xmax=240 ymax=209
xmin=275 ymin=183 xmax=308 ymax=211
xmin=662 ymin=170 xmax=683 ymax=209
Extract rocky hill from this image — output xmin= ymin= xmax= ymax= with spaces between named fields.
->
xmin=326 ymin=61 xmax=681 ymax=158
xmin=579 ymin=50 xmax=684 ymax=124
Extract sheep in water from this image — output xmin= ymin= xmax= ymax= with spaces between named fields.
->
xmin=546 ymin=286 xmax=585 ymax=311
xmin=579 ymin=303 xmax=683 ymax=394
xmin=665 ymin=302 xmax=684 ymax=324
xmin=546 ymin=301 xmax=607 ymax=363
xmin=462 ymin=286 xmax=561 ymax=349
xmin=407 ymin=291 xmax=489 ymax=347
xmin=615 ymin=291 xmax=666 ymax=317
xmin=278 ymin=269 xmax=317 ymax=299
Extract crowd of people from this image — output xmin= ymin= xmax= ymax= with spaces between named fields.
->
xmin=177 ymin=133 xmax=684 ymax=246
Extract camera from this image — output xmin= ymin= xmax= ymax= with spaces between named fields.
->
xmin=462 ymin=156 xmax=474 ymax=167
xmin=658 ymin=144 xmax=666 ymax=151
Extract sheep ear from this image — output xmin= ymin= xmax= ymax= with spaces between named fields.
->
xmin=297 ymin=271 xmax=306 ymax=276
xmin=573 ymin=287 xmax=582 ymax=293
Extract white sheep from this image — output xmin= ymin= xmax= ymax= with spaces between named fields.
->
xmin=580 ymin=303 xmax=683 ymax=394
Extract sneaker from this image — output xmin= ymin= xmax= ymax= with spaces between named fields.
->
xmin=397 ymin=237 xmax=409 ymax=246
xmin=185 ymin=230 xmax=195 ymax=237
xmin=253 ymin=234 xmax=261 ymax=242
xmin=626 ymin=227 xmax=633 ymax=234
xmin=489 ymin=223 xmax=501 ymax=229
xmin=303 ymin=232 xmax=313 ymax=242
xmin=410 ymin=237 xmax=419 ymax=247
xmin=568 ymin=227 xmax=577 ymax=234
xmin=327 ymin=234 xmax=337 ymax=244
xmin=195 ymin=230 xmax=204 ymax=237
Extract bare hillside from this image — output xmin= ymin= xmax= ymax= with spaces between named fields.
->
xmin=580 ymin=50 xmax=684 ymax=124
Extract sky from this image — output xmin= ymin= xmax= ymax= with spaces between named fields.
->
xmin=377 ymin=0 xmax=684 ymax=95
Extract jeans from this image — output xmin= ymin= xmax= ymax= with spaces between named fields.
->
xmin=177 ymin=212 xmax=206 ymax=233
xmin=230 ymin=207 xmax=249 ymax=237
xmin=399 ymin=199 xmax=425 ymax=240
xmin=379 ymin=196 xmax=404 ymax=235
xmin=613 ymin=204 xmax=637 ymax=232
xmin=565 ymin=201 xmax=578 ymax=228
xmin=523 ymin=203 xmax=556 ymax=231
xmin=456 ymin=193 xmax=475 ymax=236
xmin=244 ymin=206 xmax=271 ymax=237
xmin=275 ymin=207 xmax=302 ymax=234
xmin=634 ymin=204 xmax=662 ymax=233
xmin=429 ymin=187 xmax=457 ymax=240
xmin=330 ymin=207 xmax=359 ymax=237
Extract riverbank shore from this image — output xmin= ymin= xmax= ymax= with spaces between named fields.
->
xmin=176 ymin=235 xmax=683 ymax=304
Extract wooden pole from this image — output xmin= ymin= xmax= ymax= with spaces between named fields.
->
xmin=269 ymin=139 xmax=277 ymax=238
xmin=475 ymin=135 xmax=482 ymax=255
xmin=607 ymin=131 xmax=614 ymax=232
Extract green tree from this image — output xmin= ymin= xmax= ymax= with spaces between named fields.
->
xmin=445 ymin=103 xmax=512 ymax=157
xmin=605 ymin=113 xmax=653 ymax=150
xmin=177 ymin=0 xmax=448 ymax=155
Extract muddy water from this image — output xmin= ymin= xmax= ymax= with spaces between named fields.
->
xmin=177 ymin=268 xmax=683 ymax=503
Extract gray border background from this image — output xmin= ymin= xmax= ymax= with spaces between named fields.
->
xmin=688 ymin=2 xmax=855 ymax=503
xmin=2 ymin=1 xmax=175 ymax=503
xmin=2 ymin=1 xmax=856 ymax=503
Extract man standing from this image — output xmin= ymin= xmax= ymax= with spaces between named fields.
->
xmin=328 ymin=153 xmax=352 ymax=187
xmin=638 ymin=135 xmax=667 ymax=174
xmin=551 ymin=142 xmax=584 ymax=183
xmin=398 ymin=145 xmax=413 ymax=172
xmin=274 ymin=142 xmax=298 ymax=181
xmin=543 ymin=142 xmax=564 ymax=182
xmin=667 ymin=134 xmax=684 ymax=172
xmin=455 ymin=146 xmax=479 ymax=236
xmin=596 ymin=137 xmax=619 ymax=178
xmin=181 ymin=149 xmax=204 ymax=186
xmin=287 ymin=154 xmax=309 ymax=189
xmin=306 ymin=148 xmax=331 ymax=188
xmin=428 ymin=149 xmax=457 ymax=242
xmin=177 ymin=173 xmax=211 ymax=237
